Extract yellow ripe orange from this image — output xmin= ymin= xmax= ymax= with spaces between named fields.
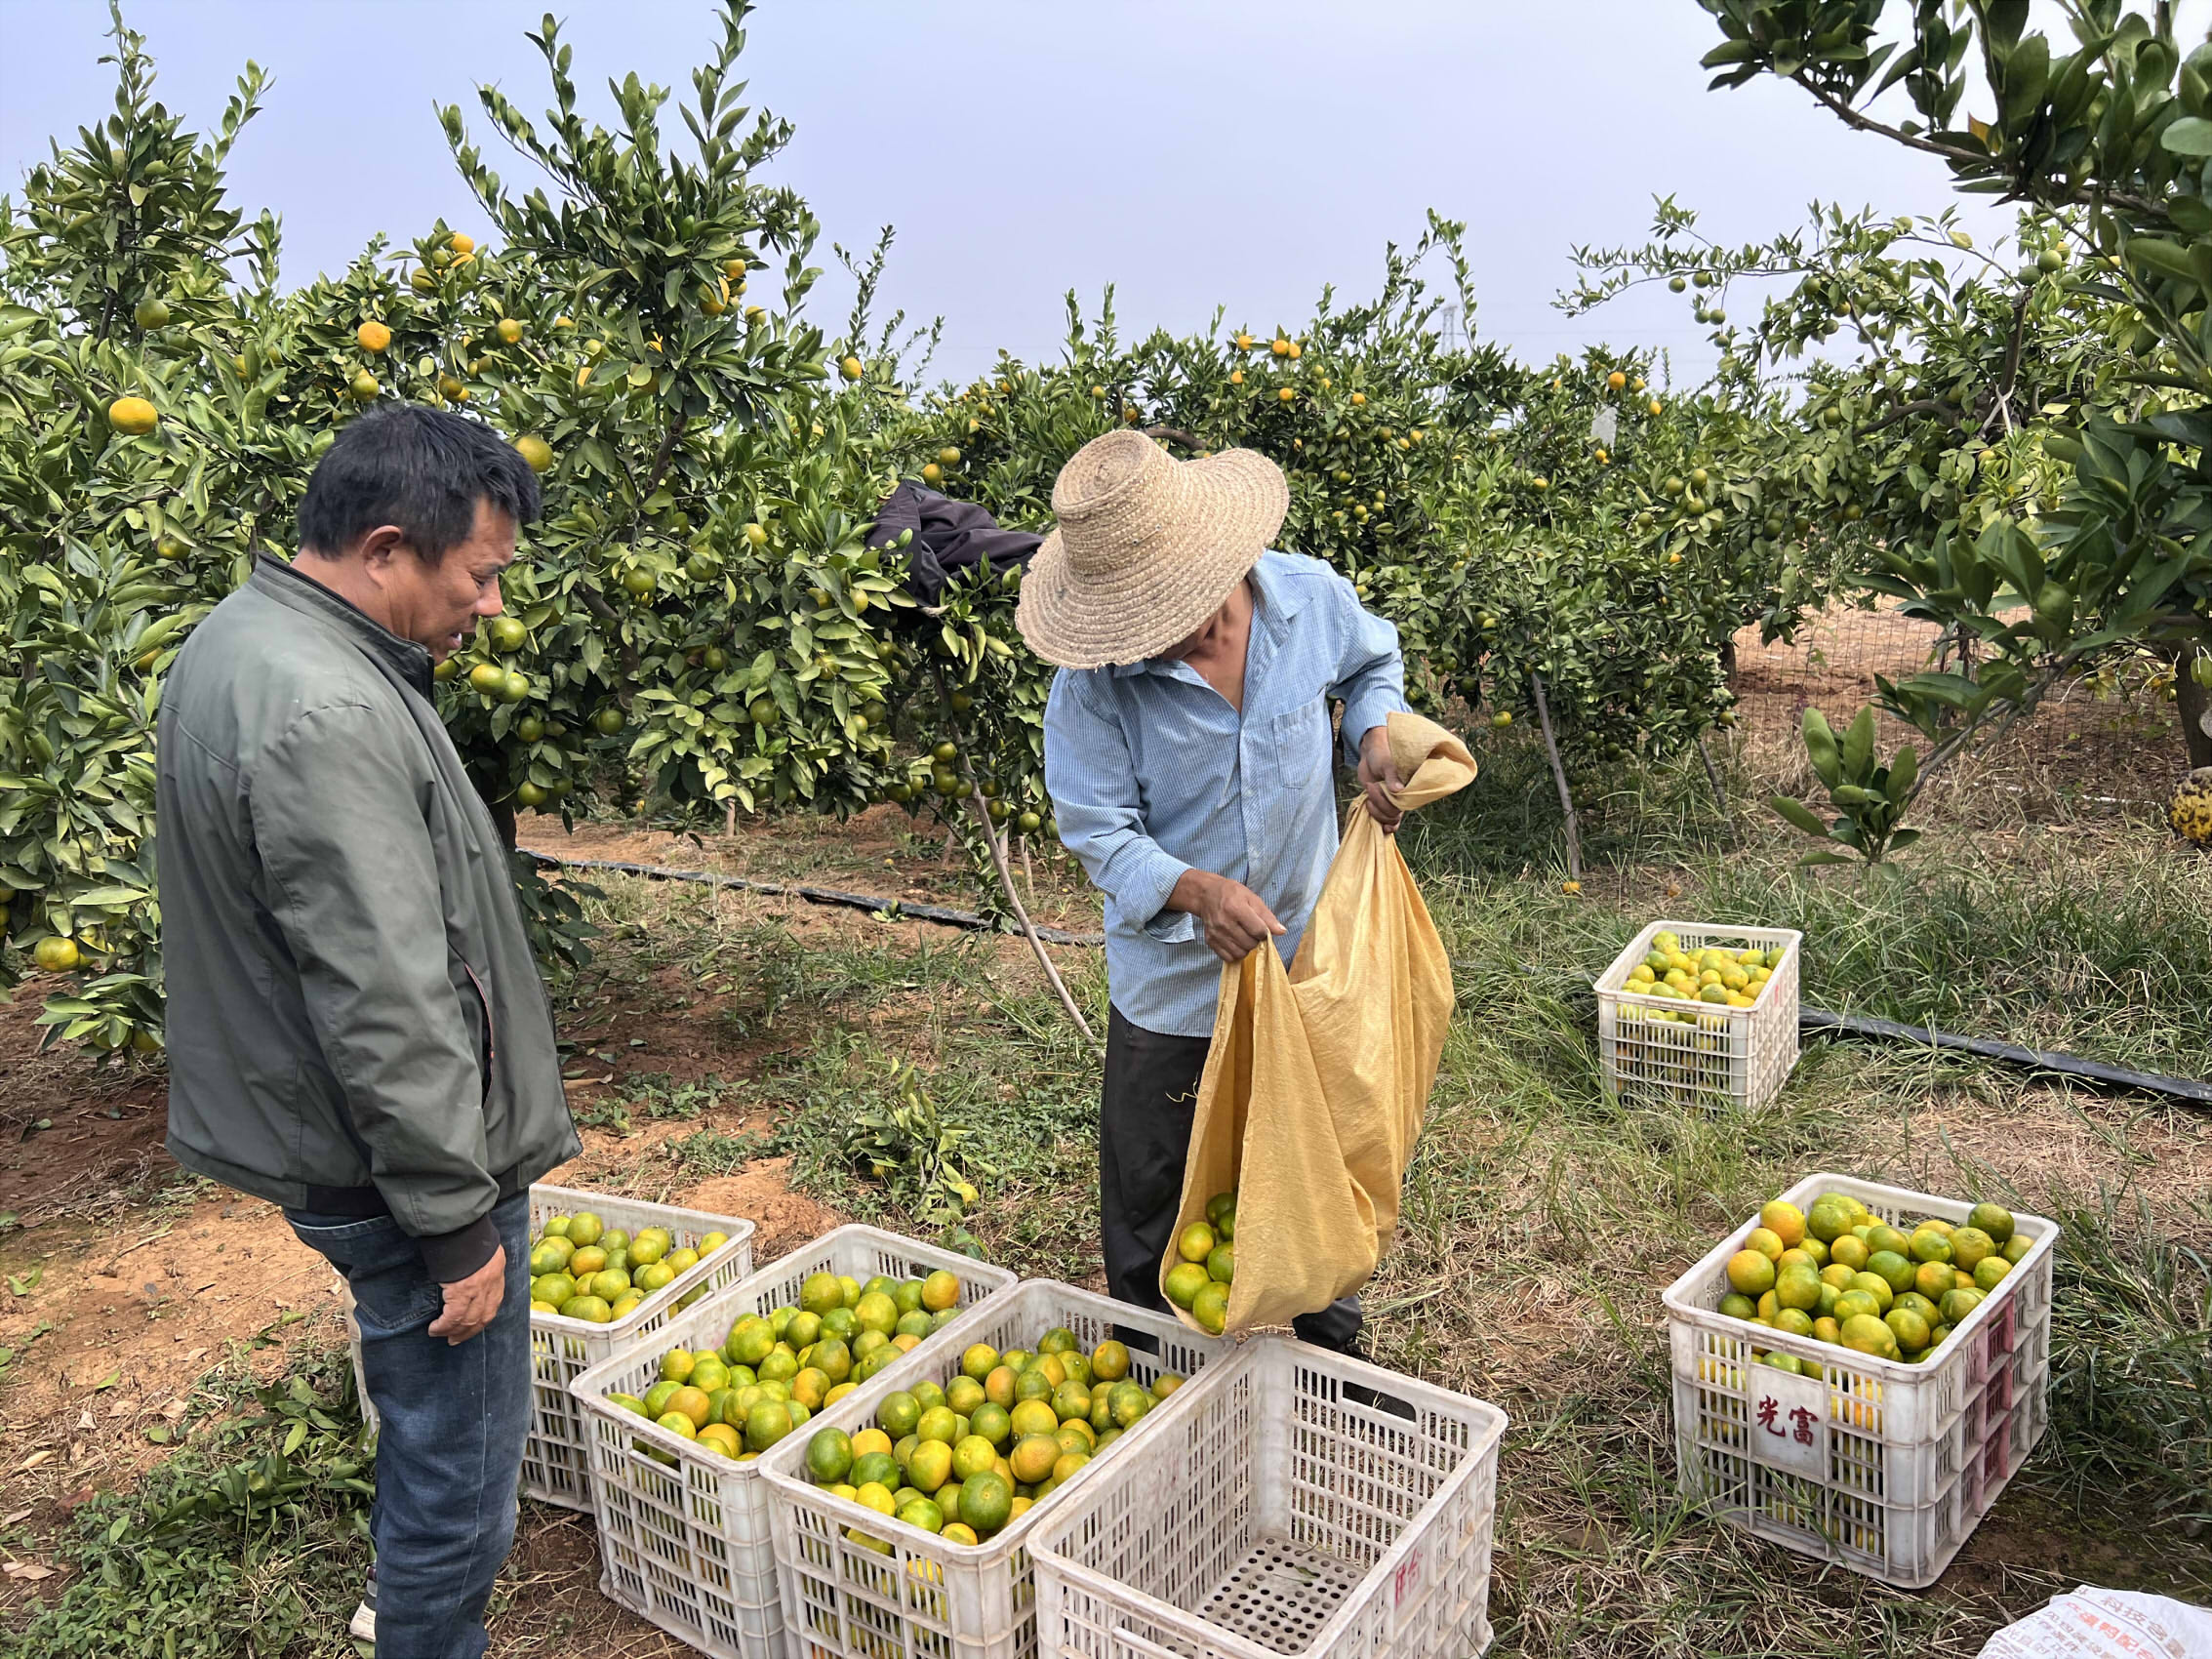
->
xmin=355 ymin=320 xmax=391 ymax=352
xmin=1758 ymin=1201 xmax=1807 ymax=1249
xmin=1726 ymin=1250 xmax=1776 ymax=1297
xmin=107 ymin=396 xmax=158 ymax=435
xmin=448 ymin=231 xmax=475 ymax=254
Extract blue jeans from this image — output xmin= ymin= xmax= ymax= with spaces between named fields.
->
xmin=289 ymin=1194 xmax=532 ymax=1659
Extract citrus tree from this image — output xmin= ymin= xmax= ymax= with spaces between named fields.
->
xmin=880 ymin=215 xmax=1839 ymax=877
xmin=434 ymin=1 xmax=907 ymax=829
xmin=0 ymin=5 xmax=290 ymax=1049
xmin=0 ymin=1 xmax=909 ymax=1046
xmin=1691 ymin=0 xmax=2212 ymax=853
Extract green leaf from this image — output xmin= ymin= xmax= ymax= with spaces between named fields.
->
xmin=1801 ymin=707 xmax=1840 ymax=786
xmin=2126 ymin=237 xmax=2199 ymax=285
xmin=2161 ymin=115 xmax=2212 ymax=155
xmin=1884 ymin=745 xmax=1920 ymax=805
xmin=1769 ymin=795 xmax=1830 ymax=838
xmin=1841 ymin=706 xmax=1875 ymax=780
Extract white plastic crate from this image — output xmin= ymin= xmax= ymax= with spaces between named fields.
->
xmin=342 ymin=1184 xmax=757 ymax=1511
xmin=569 ymin=1226 xmax=1020 ymax=1659
xmin=1662 ymin=1171 xmax=2058 ymax=1588
xmin=760 ymin=1279 xmax=1231 ymax=1659
xmin=1029 ymin=1337 xmax=1508 ymax=1659
xmin=522 ymin=1187 xmax=760 ymax=1508
xmin=1594 ymin=919 xmax=1802 ymax=1110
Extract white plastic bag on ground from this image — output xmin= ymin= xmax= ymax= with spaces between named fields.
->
xmin=1976 ymin=1586 xmax=2212 ymax=1659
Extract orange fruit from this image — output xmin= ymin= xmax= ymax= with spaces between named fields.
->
xmin=1758 ymin=1201 xmax=1807 ymax=1249
xmin=1009 ymin=1435 xmax=1059 ymax=1484
xmin=107 ymin=396 xmax=158 ymax=434
xmin=1725 ymin=1250 xmax=1776 ymax=1297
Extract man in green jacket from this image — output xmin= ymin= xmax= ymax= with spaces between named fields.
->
xmin=156 ymin=405 xmax=580 ymax=1659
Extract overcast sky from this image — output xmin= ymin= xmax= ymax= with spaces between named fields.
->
xmin=0 ymin=1 xmax=2167 ymax=389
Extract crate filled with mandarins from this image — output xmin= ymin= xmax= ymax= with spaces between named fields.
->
xmin=1664 ymin=1174 xmax=2057 ymax=1588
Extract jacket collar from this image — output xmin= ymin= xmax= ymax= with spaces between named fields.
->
xmin=250 ymin=554 xmax=435 ymax=695
xmin=1107 ymin=550 xmax=1301 ymax=678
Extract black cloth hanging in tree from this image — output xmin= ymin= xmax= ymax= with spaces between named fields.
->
xmin=866 ymin=480 xmax=1042 ymax=607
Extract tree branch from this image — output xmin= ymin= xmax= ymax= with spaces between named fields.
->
xmin=1529 ymin=672 xmax=1583 ymax=883
xmin=971 ymin=782 xmax=1101 ymax=1058
xmin=1859 ymin=398 xmax=1967 ymax=437
xmin=1792 ymin=72 xmax=2169 ymax=223
xmin=1792 ymin=75 xmax=1990 ymax=165
xmin=1984 ymin=286 xmax=2033 ymax=440
xmin=639 ymin=413 xmax=690 ymax=506
xmin=1141 ymin=425 xmax=1202 ymax=451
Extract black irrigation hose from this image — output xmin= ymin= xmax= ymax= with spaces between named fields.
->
xmin=529 ymin=848 xmax=2209 ymax=1106
xmin=1799 ymin=1006 xmax=2212 ymax=1109
xmin=519 ymin=847 xmax=1106 ymax=948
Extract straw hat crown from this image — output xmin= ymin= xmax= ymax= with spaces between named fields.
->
xmin=1016 ymin=429 xmax=1287 ymax=669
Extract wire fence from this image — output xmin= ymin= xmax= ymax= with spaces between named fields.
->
xmin=1730 ymin=601 xmax=2188 ymax=804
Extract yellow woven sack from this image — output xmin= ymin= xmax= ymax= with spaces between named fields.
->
xmin=1162 ymin=711 xmax=1476 ymax=1335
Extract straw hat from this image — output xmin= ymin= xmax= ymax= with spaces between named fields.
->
xmin=1015 ymin=429 xmax=1287 ymax=668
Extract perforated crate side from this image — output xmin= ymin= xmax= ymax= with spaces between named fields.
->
xmin=1030 ymin=1338 xmax=1507 ymax=1659
xmin=1662 ymin=1171 xmax=2059 ymax=1588
xmin=518 ymin=1186 xmax=758 ymax=1509
xmin=568 ymin=1225 xmax=1019 ymax=1659
xmin=758 ymin=1281 xmax=1231 ymax=1659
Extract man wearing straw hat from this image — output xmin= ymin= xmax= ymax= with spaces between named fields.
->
xmin=1017 ymin=429 xmax=1407 ymax=1355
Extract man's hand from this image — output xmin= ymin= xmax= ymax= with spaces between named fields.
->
xmin=1357 ymin=725 xmax=1404 ymax=831
xmin=428 ymin=1244 xmax=505 ymax=1346
xmin=1170 ymin=870 xmax=1286 ymax=963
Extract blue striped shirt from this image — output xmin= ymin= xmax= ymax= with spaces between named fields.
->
xmin=1044 ymin=550 xmax=1408 ymax=1037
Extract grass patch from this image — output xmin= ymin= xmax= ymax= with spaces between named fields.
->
xmin=759 ymin=953 xmax=1106 ymax=1280
xmin=10 ymin=1346 xmax=372 ymax=1659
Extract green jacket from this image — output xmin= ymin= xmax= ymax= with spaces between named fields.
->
xmin=155 ymin=557 xmax=578 ymax=1279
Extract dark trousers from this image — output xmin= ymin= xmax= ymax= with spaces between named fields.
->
xmin=1100 ymin=1004 xmax=1362 ymax=1353
xmin=289 ymin=1193 xmax=533 ymax=1659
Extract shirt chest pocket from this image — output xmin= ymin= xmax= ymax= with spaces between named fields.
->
xmin=1259 ymin=698 xmax=1331 ymax=792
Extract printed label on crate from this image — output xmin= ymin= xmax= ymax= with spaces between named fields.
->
xmin=1392 ymin=1544 xmax=1424 ymax=1608
xmin=1745 ymin=1362 xmax=1827 ymax=1480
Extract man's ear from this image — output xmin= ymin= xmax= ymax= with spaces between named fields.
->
xmin=353 ymin=524 xmax=410 ymax=581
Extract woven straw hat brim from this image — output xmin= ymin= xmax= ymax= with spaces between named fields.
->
xmin=1016 ymin=447 xmax=1287 ymax=669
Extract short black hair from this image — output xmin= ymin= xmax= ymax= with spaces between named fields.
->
xmin=298 ymin=403 xmax=541 ymax=561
